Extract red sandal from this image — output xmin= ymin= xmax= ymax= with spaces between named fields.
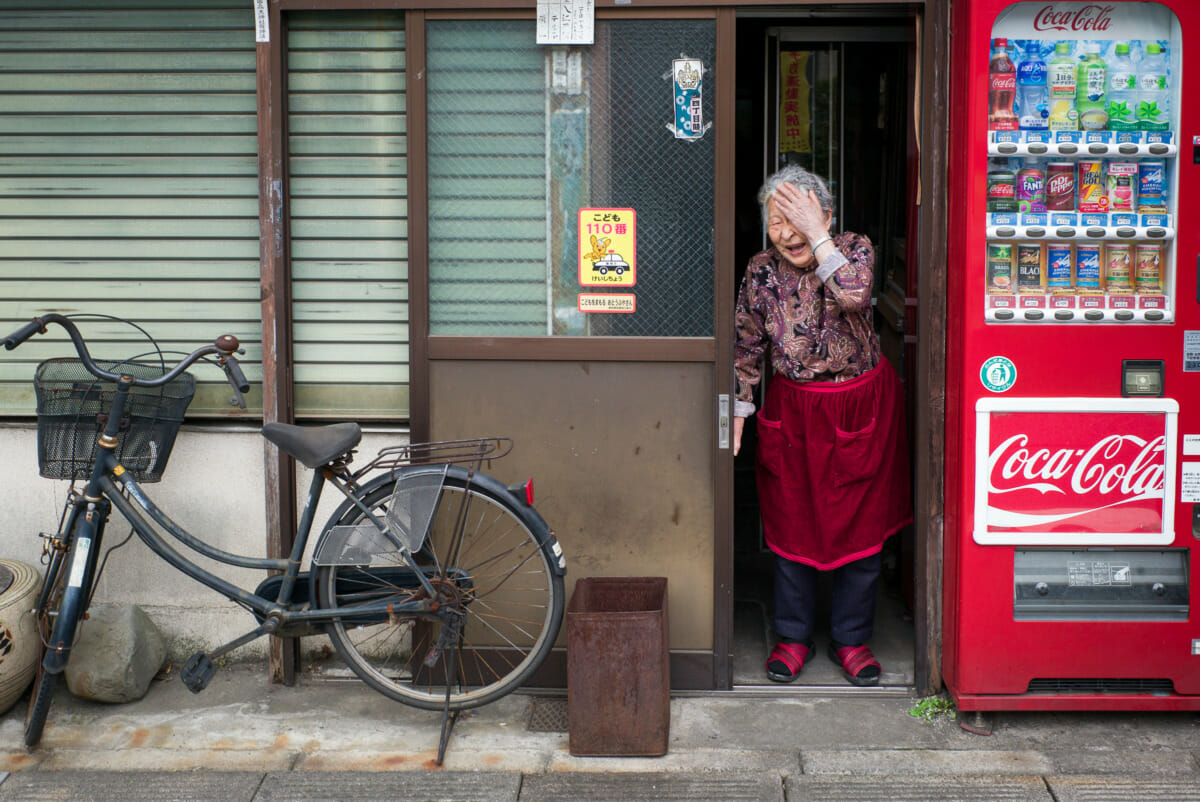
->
xmin=766 ymin=640 xmax=813 ymax=683
xmin=829 ymin=643 xmax=881 ymax=686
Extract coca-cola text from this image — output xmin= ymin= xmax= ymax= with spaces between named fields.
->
xmin=1033 ymin=4 xmax=1114 ymax=33
xmin=989 ymin=433 xmax=1165 ymax=499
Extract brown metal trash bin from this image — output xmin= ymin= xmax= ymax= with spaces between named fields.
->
xmin=567 ymin=576 xmax=669 ymax=757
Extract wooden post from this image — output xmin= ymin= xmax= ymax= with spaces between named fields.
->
xmin=914 ymin=0 xmax=951 ymax=696
xmin=256 ymin=0 xmax=299 ymax=685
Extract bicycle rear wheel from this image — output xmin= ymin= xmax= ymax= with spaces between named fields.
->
xmin=315 ymin=467 xmax=564 ymax=710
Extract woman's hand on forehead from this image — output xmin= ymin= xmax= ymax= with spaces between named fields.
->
xmin=773 ymin=183 xmax=827 ymax=240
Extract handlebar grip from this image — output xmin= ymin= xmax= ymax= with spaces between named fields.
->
xmin=3 ymin=319 xmax=43 ymax=350
xmin=224 ymin=356 xmax=250 ymax=394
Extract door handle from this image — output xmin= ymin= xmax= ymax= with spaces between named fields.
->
xmin=718 ymin=394 xmax=730 ymax=450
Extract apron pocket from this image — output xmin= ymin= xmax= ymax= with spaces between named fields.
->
xmin=756 ymin=414 xmax=784 ymax=477
xmin=831 ymin=418 xmax=884 ymax=487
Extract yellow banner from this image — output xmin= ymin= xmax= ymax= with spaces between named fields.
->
xmin=779 ymin=51 xmax=811 ymax=154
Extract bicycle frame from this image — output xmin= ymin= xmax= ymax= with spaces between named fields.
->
xmin=42 ymin=375 xmax=446 ymax=671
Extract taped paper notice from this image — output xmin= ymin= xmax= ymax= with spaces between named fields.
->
xmin=255 ymin=0 xmax=269 ymax=43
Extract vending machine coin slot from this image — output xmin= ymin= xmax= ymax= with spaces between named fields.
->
xmin=1121 ymin=359 xmax=1165 ymax=396
xmin=1193 ymin=506 xmax=1200 ymax=539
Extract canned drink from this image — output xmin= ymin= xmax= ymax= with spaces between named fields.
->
xmin=987 ymin=242 xmax=1014 ymax=292
xmin=1135 ymin=242 xmax=1163 ymax=293
xmin=1046 ymin=242 xmax=1073 ymax=288
xmin=1138 ymin=160 xmax=1167 ymax=213
xmin=1105 ymin=242 xmax=1133 ymax=291
xmin=987 ymin=167 xmax=1017 ymax=212
xmin=1077 ymin=160 xmax=1107 ymax=212
xmin=1075 ymin=242 xmax=1102 ymax=289
xmin=1017 ymin=242 xmax=1043 ymax=292
xmin=1106 ymin=161 xmax=1138 ymax=213
xmin=1016 ymin=164 xmax=1046 ymax=213
xmin=1045 ymin=162 xmax=1076 ymax=211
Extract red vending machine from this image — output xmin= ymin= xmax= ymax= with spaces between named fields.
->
xmin=945 ymin=0 xmax=1200 ymax=711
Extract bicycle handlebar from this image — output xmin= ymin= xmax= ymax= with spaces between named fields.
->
xmin=3 ymin=315 xmax=247 ymax=396
xmin=3 ymin=319 xmax=43 ymax=350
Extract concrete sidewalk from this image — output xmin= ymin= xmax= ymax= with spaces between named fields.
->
xmin=2 ymin=665 xmax=1199 ymax=799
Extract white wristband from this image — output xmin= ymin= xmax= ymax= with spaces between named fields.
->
xmin=810 ymin=235 xmax=832 ymax=251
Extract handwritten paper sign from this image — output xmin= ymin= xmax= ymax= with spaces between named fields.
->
xmin=537 ymin=0 xmax=594 ymax=45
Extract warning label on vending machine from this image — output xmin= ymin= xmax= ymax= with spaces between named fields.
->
xmin=1184 ymin=331 xmax=1200 ymax=372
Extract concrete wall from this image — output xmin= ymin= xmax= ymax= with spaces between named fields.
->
xmin=0 ymin=423 xmax=407 ymax=662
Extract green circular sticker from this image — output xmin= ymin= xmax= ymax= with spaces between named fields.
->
xmin=980 ymin=356 xmax=1017 ymax=393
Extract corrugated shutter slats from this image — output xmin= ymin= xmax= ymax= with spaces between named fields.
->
xmin=0 ymin=1 xmax=261 ymax=416
xmin=287 ymin=11 xmax=408 ymax=419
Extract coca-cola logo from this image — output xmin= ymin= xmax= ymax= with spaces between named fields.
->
xmin=990 ymin=432 xmax=1164 ymax=497
xmin=1033 ymin=4 xmax=1114 ymax=32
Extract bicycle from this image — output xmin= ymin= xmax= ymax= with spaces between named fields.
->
xmin=4 ymin=313 xmax=567 ymax=759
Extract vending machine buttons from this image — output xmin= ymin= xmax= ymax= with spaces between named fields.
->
xmin=1084 ymin=310 xmax=1104 ymax=321
xmin=1117 ymin=143 xmax=1139 ymax=155
xmin=1146 ymin=227 xmax=1167 ymax=238
xmin=1054 ymin=310 xmax=1074 ymax=321
xmin=1148 ymin=143 xmax=1170 ymax=156
xmin=1028 ymin=143 xmax=1048 ymax=155
xmin=1085 ymin=227 xmax=1106 ymax=238
xmin=1115 ymin=226 xmax=1138 ymax=238
xmin=1115 ymin=311 xmax=1134 ymax=321
xmin=1055 ymin=227 xmax=1076 ymax=238
xmin=1024 ymin=310 xmax=1044 ymax=320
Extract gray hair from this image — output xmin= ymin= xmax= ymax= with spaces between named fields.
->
xmin=757 ymin=165 xmax=834 ymax=224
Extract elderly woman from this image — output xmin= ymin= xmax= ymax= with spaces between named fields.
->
xmin=733 ymin=165 xmax=910 ymax=686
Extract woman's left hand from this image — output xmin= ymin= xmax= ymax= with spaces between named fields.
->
xmin=773 ymin=183 xmax=830 ymax=243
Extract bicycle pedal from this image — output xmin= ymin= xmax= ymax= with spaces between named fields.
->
xmin=181 ymin=652 xmax=216 ymax=693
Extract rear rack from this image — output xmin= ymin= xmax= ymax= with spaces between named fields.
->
xmin=352 ymin=436 xmax=513 ymax=480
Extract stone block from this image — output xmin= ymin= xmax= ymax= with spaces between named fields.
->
xmin=65 ymin=604 xmax=166 ymax=703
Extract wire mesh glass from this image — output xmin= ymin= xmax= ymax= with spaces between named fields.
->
xmin=426 ymin=19 xmax=715 ymax=337
xmin=34 ymin=358 xmax=195 ymax=483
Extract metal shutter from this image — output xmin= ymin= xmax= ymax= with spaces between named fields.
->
xmin=286 ymin=11 xmax=408 ymax=419
xmin=0 ymin=2 xmax=260 ymax=416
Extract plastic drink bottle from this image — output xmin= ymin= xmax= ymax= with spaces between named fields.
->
xmin=1076 ymin=42 xmax=1107 ymax=131
xmin=988 ymin=38 xmax=1018 ymax=131
xmin=1046 ymin=41 xmax=1078 ymax=130
xmin=1017 ymin=43 xmax=1048 ymax=130
xmin=1137 ymin=42 xmax=1170 ymax=131
xmin=1105 ymin=43 xmax=1137 ymax=131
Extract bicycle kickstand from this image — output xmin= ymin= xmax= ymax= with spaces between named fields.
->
xmin=432 ymin=608 xmax=466 ymax=766
xmin=436 ymin=645 xmax=460 ymax=766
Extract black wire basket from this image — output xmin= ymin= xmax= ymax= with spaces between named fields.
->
xmin=34 ymin=358 xmax=196 ymax=483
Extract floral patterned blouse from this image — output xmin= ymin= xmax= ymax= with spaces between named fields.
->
xmin=734 ymin=232 xmax=879 ymax=416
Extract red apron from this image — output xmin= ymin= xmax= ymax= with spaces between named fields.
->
xmin=755 ymin=358 xmax=911 ymax=569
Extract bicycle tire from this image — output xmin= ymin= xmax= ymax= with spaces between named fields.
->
xmin=315 ymin=466 xmax=564 ymax=711
xmin=25 ymin=504 xmax=101 ymax=748
xmin=24 ymin=539 xmax=68 ymax=748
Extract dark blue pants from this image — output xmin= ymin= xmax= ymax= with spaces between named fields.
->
xmin=773 ymin=551 xmax=882 ymax=645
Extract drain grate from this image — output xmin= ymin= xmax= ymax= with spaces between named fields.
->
xmin=526 ymin=696 xmax=569 ymax=732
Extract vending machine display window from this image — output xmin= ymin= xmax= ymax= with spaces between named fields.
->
xmin=985 ymin=3 xmax=1181 ymax=323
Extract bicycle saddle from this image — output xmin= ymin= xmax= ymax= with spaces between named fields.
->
xmin=261 ymin=422 xmax=362 ymax=468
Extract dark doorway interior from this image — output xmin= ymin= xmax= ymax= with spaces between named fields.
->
xmin=732 ymin=11 xmax=917 ymax=688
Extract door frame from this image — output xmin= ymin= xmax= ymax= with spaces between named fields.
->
xmin=258 ymin=0 xmax=949 ymax=694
